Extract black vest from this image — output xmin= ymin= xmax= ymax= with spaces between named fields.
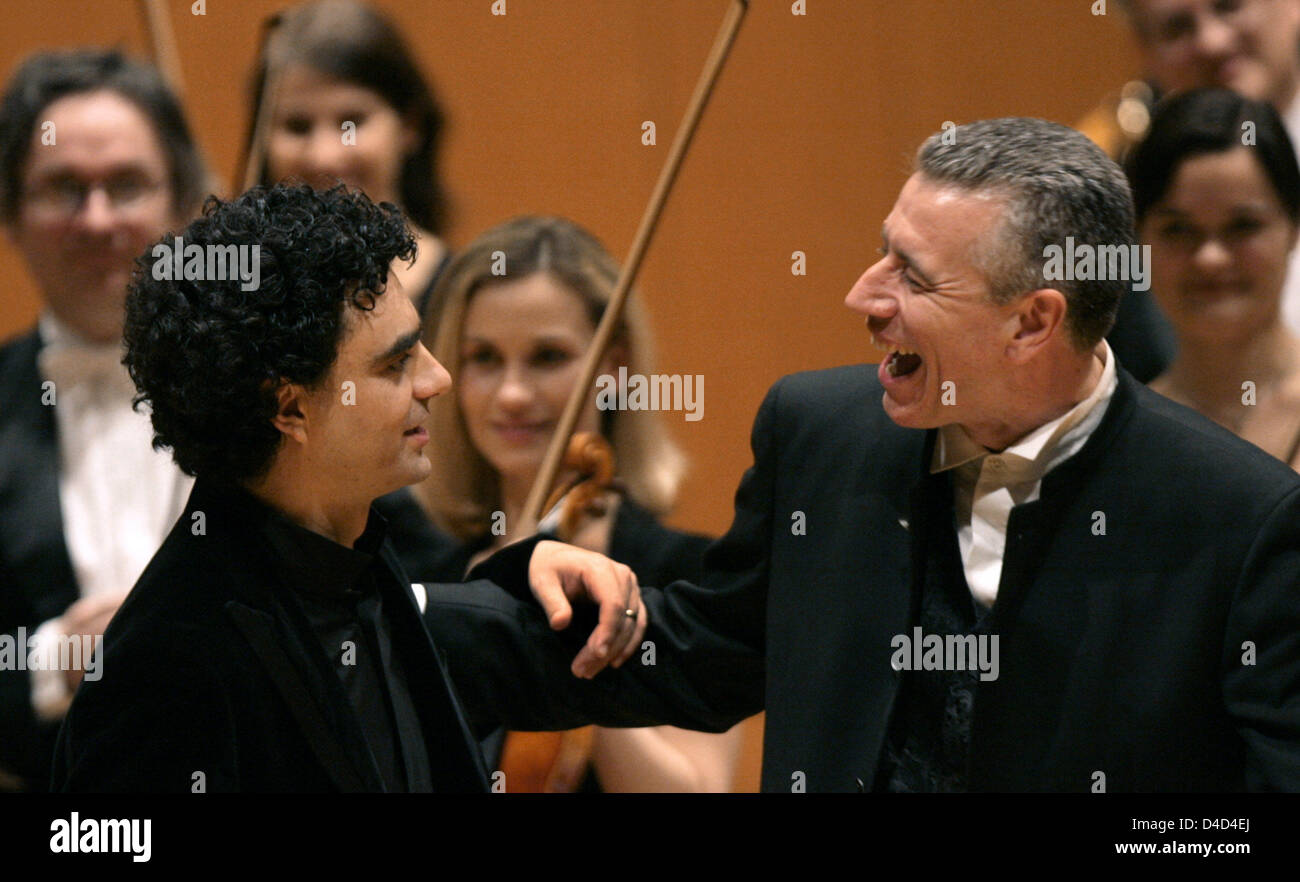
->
xmin=875 ymin=473 xmax=994 ymax=792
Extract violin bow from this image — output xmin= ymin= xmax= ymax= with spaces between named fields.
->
xmin=140 ymin=0 xmax=186 ymax=98
xmin=235 ymin=14 xmax=287 ymax=193
xmin=138 ymin=0 xmax=226 ymax=199
xmin=518 ymin=0 xmax=749 ymax=534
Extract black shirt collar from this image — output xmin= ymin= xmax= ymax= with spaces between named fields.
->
xmin=203 ymin=479 xmax=390 ymax=601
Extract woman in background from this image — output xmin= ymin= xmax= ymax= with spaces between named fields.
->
xmin=244 ymin=0 xmax=451 ymax=316
xmin=1129 ymin=88 xmax=1300 ymax=469
xmin=413 ymin=215 xmax=743 ymax=792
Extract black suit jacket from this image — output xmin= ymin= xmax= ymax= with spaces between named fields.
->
xmin=51 ymin=479 xmax=526 ymax=792
xmin=424 ymin=365 xmax=1300 ymax=792
xmin=0 ymin=329 xmax=80 ymax=789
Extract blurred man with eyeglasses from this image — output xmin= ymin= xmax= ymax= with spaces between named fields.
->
xmin=1085 ymin=0 xmax=1300 ymax=160
xmin=0 ymin=49 xmax=209 ymax=791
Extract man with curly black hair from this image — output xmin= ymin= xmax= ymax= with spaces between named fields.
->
xmin=51 ymin=184 xmax=646 ymax=792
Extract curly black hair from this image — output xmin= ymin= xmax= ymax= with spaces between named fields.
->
xmin=123 ymin=183 xmax=415 ymax=483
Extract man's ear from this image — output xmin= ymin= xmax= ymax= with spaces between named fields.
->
xmin=269 ymin=380 xmax=311 ymax=445
xmin=1006 ymin=288 xmax=1068 ymax=363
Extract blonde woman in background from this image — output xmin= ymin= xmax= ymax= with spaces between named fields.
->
xmin=413 ymin=215 xmax=743 ymax=792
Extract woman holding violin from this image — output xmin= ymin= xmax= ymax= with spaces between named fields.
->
xmin=410 ymin=215 xmax=743 ymax=792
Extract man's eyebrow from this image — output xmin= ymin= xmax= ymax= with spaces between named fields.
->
xmin=373 ymin=327 xmax=421 ymax=366
xmin=880 ymin=225 xmax=936 ymax=287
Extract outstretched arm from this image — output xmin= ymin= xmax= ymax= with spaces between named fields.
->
xmin=424 ymin=378 xmax=789 ymax=736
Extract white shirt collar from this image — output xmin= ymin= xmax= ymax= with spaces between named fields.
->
xmin=931 ymin=340 xmax=1118 ymax=479
xmin=37 ymin=310 xmax=134 ymax=398
xmin=39 ymin=310 xmax=81 ymax=351
xmin=37 ymin=309 xmax=124 ymax=353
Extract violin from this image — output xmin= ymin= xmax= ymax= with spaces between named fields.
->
xmin=497 ymin=431 xmax=617 ymax=792
xmin=500 ymin=0 xmax=748 ymax=794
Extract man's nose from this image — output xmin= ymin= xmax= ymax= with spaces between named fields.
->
xmin=414 ymin=343 xmax=451 ymax=401
xmin=1193 ymin=12 xmax=1236 ymax=62
xmin=844 ymin=260 xmax=898 ymax=318
xmin=72 ymin=186 xmax=117 ymax=234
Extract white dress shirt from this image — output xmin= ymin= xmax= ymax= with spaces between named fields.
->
xmin=28 ymin=312 xmax=193 ymax=719
xmin=930 ymin=341 xmax=1118 ymax=609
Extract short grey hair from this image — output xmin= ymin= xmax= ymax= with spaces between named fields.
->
xmin=916 ymin=117 xmax=1135 ymax=349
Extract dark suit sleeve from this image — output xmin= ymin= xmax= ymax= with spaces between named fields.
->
xmin=0 ymin=560 xmax=49 ymax=788
xmin=1221 ymin=484 xmax=1300 ymax=791
xmin=0 ymin=653 xmax=61 ymax=790
xmin=0 ymin=331 xmax=82 ymax=790
xmin=422 ymin=381 xmax=782 ymax=735
xmin=53 ymin=627 xmax=239 ymax=793
xmin=0 ymin=550 xmax=71 ymax=790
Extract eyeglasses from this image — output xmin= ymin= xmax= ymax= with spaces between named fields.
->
xmin=23 ymin=174 xmax=167 ymax=219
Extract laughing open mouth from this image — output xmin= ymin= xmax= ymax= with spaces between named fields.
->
xmin=872 ymin=333 xmax=923 ymax=378
xmin=886 ymin=351 xmax=922 ymax=378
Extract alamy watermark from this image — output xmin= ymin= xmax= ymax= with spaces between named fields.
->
xmin=0 ymin=627 xmax=102 ymax=681
xmin=1042 ymin=237 xmax=1151 ymax=292
xmin=595 ymin=366 xmax=703 ymax=422
xmin=151 ymin=235 xmax=261 ymax=291
xmin=50 ymin=812 xmax=150 ymax=862
xmin=890 ymin=627 xmax=999 ymax=682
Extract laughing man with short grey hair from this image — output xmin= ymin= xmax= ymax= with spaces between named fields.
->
xmin=423 ymin=117 xmax=1300 ymax=792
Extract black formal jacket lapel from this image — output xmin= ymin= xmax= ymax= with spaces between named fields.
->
xmin=760 ymin=365 xmax=921 ymax=792
xmin=197 ymin=481 xmax=385 ymax=793
xmin=224 ymin=599 xmax=378 ymax=792
xmin=902 ymin=372 xmax=1143 ymax=789
xmin=0 ymin=330 xmax=79 ymax=787
xmin=0 ymin=330 xmax=79 ymax=622
xmin=376 ymin=544 xmax=490 ymax=792
xmin=205 ymin=480 xmax=488 ymax=792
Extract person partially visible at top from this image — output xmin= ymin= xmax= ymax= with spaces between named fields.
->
xmin=245 ymin=0 xmax=453 ymax=320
